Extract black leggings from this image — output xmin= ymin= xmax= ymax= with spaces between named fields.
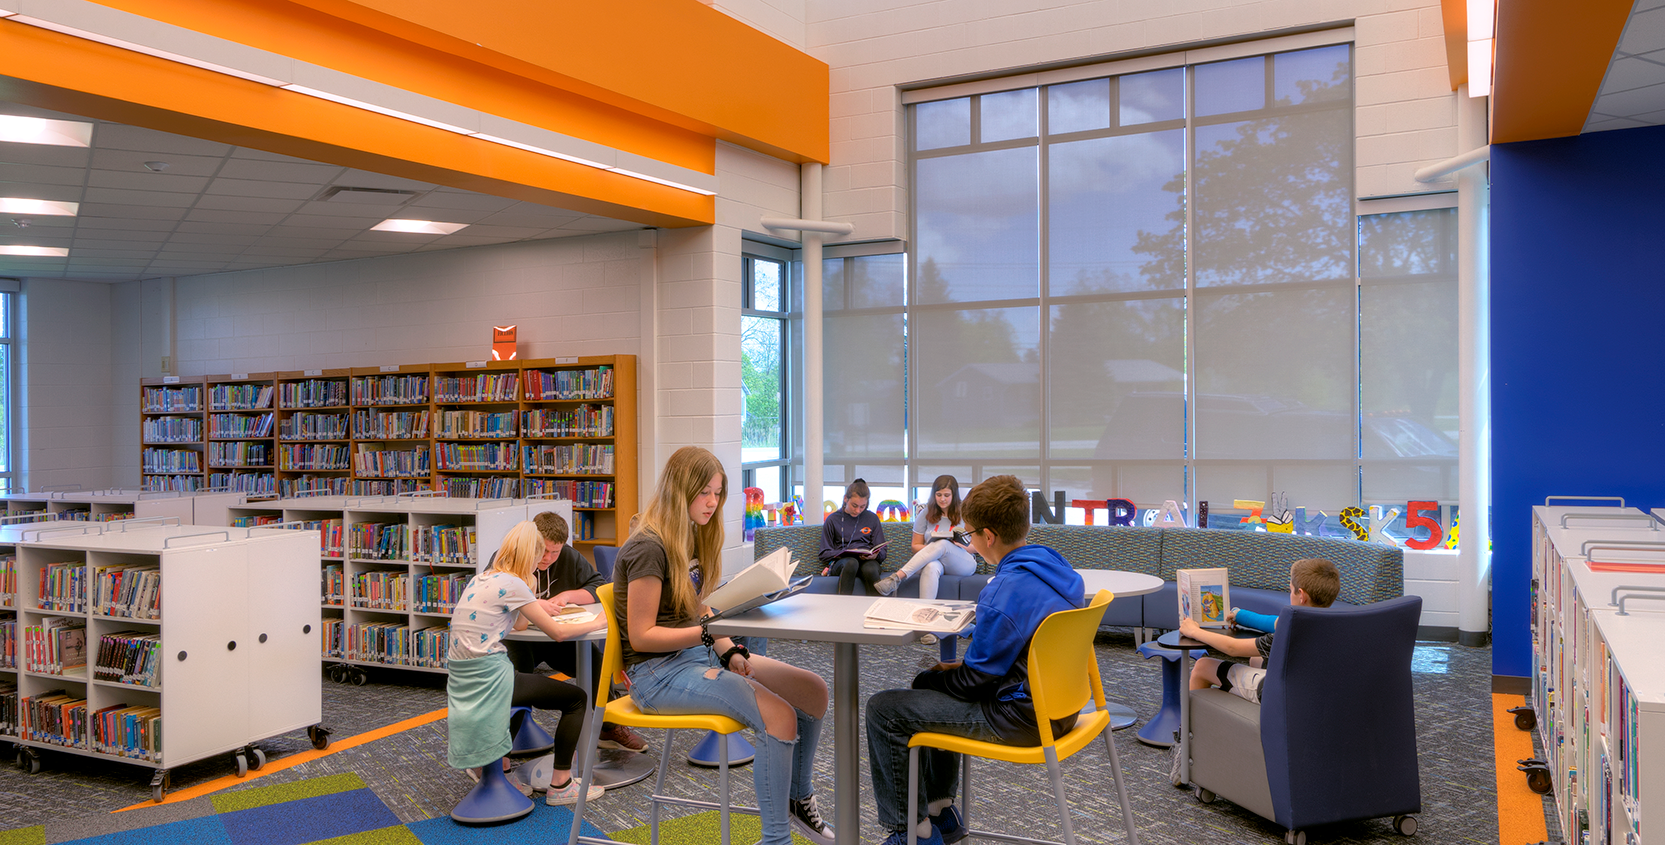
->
xmin=510 ymin=672 xmax=588 ymax=770
xmin=832 ymin=554 xmax=881 ymax=595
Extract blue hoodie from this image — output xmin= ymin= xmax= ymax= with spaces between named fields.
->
xmin=912 ymin=543 xmax=1084 ymax=744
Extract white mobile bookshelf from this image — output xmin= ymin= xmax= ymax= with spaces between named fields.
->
xmin=0 ymin=519 xmax=324 ymax=802
xmin=0 ymin=489 xmax=248 ymax=527
xmin=220 ymin=493 xmax=573 ymax=683
xmin=1530 ymin=502 xmax=1665 ymax=845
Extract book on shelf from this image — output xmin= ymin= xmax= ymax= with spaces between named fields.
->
xmin=863 ymin=598 xmax=977 ymax=634
xmin=704 ymin=546 xmax=810 ymax=619
xmin=1176 ymin=567 xmax=1230 ymax=628
xmin=25 ymin=617 xmax=86 ymax=674
xmin=93 ymin=631 xmax=161 ymax=687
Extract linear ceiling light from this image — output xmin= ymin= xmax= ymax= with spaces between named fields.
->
xmin=0 ymin=245 xmax=69 ymax=256
xmin=7 ymin=16 xmax=287 ymax=86
xmin=371 ymin=219 xmax=469 ymax=234
xmin=1467 ymin=0 xmax=1494 ymax=98
xmin=0 ymin=115 xmax=93 ymax=147
xmin=0 ymin=198 xmax=79 ymax=216
xmin=470 ymin=133 xmax=611 ymax=170
xmin=282 ymin=85 xmax=474 ymax=134
xmin=608 ymin=167 xmax=717 ymax=196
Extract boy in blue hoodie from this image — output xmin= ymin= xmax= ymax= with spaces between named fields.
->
xmin=864 ymin=475 xmax=1085 ymax=845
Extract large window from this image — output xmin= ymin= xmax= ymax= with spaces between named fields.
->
xmin=834 ymin=39 xmax=1456 ymax=519
xmin=742 ymin=250 xmax=792 ymax=502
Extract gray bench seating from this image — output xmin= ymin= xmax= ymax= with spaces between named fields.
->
xmin=751 ymin=523 xmax=1404 ymax=634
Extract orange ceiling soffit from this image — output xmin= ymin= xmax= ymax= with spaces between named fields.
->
xmin=0 ymin=23 xmax=713 ymax=227
xmin=96 ymin=0 xmax=831 ymax=165
xmin=1440 ymin=0 xmax=1467 ymax=91
xmin=1491 ymin=0 xmax=1633 ymax=143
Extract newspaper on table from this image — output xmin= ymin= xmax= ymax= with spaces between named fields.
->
xmin=863 ymin=598 xmax=977 ymax=634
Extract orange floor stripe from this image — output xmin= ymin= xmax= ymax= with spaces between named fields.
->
xmin=113 ymin=707 xmax=448 ymax=813
xmin=1493 ymin=693 xmax=1550 ymax=845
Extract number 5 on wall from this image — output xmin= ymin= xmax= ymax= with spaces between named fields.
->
xmin=1403 ymin=500 xmax=1444 ymax=550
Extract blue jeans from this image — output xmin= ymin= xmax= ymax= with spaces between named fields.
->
xmin=628 ymin=647 xmax=823 ymax=845
xmin=893 ymin=541 xmax=977 ymax=600
xmin=866 ymin=688 xmax=1004 ymax=832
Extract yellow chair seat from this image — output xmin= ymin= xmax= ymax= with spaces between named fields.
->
xmin=604 ymin=695 xmax=747 ymax=735
xmin=908 ymin=710 xmax=1109 ymax=764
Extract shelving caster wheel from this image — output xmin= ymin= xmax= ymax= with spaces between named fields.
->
xmin=1284 ymin=829 xmax=1306 ymax=845
xmin=1526 ymin=768 xmax=1552 ymax=794
xmin=308 ymin=725 xmax=332 ymax=751
xmin=235 ymin=752 xmax=248 ymax=778
xmin=19 ymin=747 xmax=40 ymax=774
xmin=1508 ymin=706 xmax=1537 ymax=731
xmin=1194 ymin=786 xmax=1215 ymax=804
xmin=350 ymin=667 xmax=368 ymax=686
xmin=1393 ymin=814 xmax=1417 ymax=836
xmin=250 ymin=746 xmax=266 ymax=770
xmin=150 ymin=769 xmax=170 ymax=803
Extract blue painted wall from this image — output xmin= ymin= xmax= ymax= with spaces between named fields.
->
xmin=1491 ymin=125 xmax=1665 ymax=678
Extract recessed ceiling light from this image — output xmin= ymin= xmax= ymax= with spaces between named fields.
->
xmin=0 ymin=245 xmax=69 ymax=257
xmin=143 ymin=161 xmax=170 ymax=172
xmin=0 ymin=198 xmax=79 ymax=217
xmin=0 ymin=115 xmax=93 ymax=147
xmin=371 ymin=219 xmax=469 ymax=235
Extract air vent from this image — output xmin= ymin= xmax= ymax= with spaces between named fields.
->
xmin=317 ymin=186 xmax=420 ymax=205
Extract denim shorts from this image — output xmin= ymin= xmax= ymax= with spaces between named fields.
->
xmin=626 ymin=647 xmax=768 ymax=732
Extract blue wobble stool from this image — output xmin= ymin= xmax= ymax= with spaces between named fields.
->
xmin=687 ymin=730 xmax=755 ymax=767
xmin=451 ymin=755 xmax=534 ymax=824
xmin=510 ymin=706 xmax=555 ymax=757
xmin=1136 ymin=639 xmax=1206 ymax=747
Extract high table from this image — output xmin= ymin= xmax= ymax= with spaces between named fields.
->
xmin=1076 ymin=569 xmax=1164 ymax=729
xmin=707 ymin=593 xmax=920 ymax=845
xmin=505 ymin=607 xmax=658 ymax=789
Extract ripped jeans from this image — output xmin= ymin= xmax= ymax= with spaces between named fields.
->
xmin=627 ymin=647 xmax=823 ymax=845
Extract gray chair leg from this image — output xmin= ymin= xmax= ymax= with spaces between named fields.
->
xmin=719 ymin=730 xmax=730 ymax=845
xmin=1044 ymin=746 xmax=1075 ymax=845
xmin=1102 ymin=730 xmax=1140 ymax=845
xmin=907 ymin=746 xmax=920 ymax=845
xmin=960 ymin=753 xmax=972 ymax=831
xmin=569 ymin=704 xmax=607 ymax=845
xmin=651 ymin=729 xmax=676 ymax=845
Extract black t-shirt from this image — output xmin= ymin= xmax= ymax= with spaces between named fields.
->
xmin=613 ymin=531 xmax=702 ymax=668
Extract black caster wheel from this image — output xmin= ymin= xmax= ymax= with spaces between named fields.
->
xmin=1527 ymin=768 xmax=1552 ymax=794
xmin=250 ymin=747 xmax=266 ymax=770
xmin=1509 ymin=706 xmax=1537 ymax=731
xmin=1394 ymin=814 xmax=1417 ymax=836
xmin=150 ymin=769 xmax=170 ymax=803
xmin=20 ymin=748 xmax=40 ymax=774
xmin=308 ymin=725 xmax=332 ymax=751
xmin=350 ymin=667 xmax=367 ymax=686
xmin=1194 ymin=786 xmax=1215 ymax=804
xmin=1285 ymin=830 xmax=1306 ymax=845
xmin=234 ymin=753 xmax=248 ymax=778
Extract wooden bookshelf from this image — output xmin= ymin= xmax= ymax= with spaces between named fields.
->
xmin=139 ymin=378 xmax=205 ymax=494
xmin=205 ymin=373 xmax=277 ymax=500
xmin=141 ymin=355 xmax=638 ymax=548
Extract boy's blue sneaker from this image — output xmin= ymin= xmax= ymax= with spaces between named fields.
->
xmin=930 ymin=806 xmax=967 ymax=845
xmin=878 ymin=824 xmax=944 ymax=845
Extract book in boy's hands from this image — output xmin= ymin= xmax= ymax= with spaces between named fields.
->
xmin=1176 ymin=567 xmax=1230 ymax=628
xmin=863 ymin=598 xmax=976 ymax=634
xmin=704 ymin=546 xmax=811 ymax=619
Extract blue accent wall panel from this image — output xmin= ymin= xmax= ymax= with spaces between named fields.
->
xmin=1491 ymin=124 xmax=1665 ymax=678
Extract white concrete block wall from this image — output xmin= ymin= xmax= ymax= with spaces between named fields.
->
xmin=804 ymin=0 xmax=1461 ymax=241
xmin=706 ymin=0 xmax=808 ymax=49
xmin=18 ymin=279 xmax=117 ymax=492
xmin=110 ymin=280 xmax=142 ymax=488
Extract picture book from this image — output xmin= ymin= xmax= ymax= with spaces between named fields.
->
xmin=704 ymin=546 xmax=809 ymax=618
xmin=1176 ymin=567 xmax=1230 ymax=628
xmin=863 ymin=598 xmax=976 ymax=634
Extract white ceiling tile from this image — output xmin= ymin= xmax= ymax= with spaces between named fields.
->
xmin=239 ymin=247 xmax=333 ymax=258
xmin=71 ymin=228 xmax=171 ymax=244
xmin=89 ymin=149 xmax=224 ymax=178
xmin=410 ymin=191 xmax=518 ymax=212
xmin=216 ymin=158 xmax=345 ymax=183
xmin=281 ymin=213 xmax=386 ymax=229
xmin=82 ymin=187 xmax=197 ymax=208
xmin=445 ymin=225 xmax=543 ymax=239
xmin=205 ymin=178 xmax=321 ymax=200
xmin=265 ymin=225 xmax=363 ymax=239
xmin=193 ymin=194 xmax=306 ymax=213
xmin=73 ymin=210 xmax=184 ymax=228
xmin=183 ymin=208 xmax=290 ymax=225
xmin=557 ymin=217 xmax=645 ymax=233
xmin=1592 ymin=81 xmax=1665 ymax=117
xmin=333 ymin=170 xmax=438 ymax=192
xmin=168 ymin=232 xmax=260 ymax=247
xmin=0 ymin=143 xmax=93 ymax=167
xmin=8 ymin=216 xmax=77 ymax=231
xmin=0 ymin=163 xmax=88 ymax=188
xmin=1620 ymin=7 xmax=1665 ymax=55
xmin=73 ymin=248 xmax=160 ymax=259
xmin=246 ymin=236 xmax=350 ymax=250
xmin=63 ymin=258 xmax=146 ymax=267
xmin=175 ymin=221 xmax=275 ymax=237
xmin=88 ymin=170 xmax=211 ymax=194
xmin=293 ymin=201 xmax=400 ymax=219
xmin=93 ymin=125 xmax=233 ymax=157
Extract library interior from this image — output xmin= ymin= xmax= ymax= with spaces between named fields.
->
xmin=0 ymin=1 xmax=1659 ymax=844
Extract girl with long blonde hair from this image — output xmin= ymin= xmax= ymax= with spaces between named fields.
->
xmin=611 ymin=446 xmax=834 ymax=845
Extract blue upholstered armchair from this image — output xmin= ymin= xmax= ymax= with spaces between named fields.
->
xmin=1185 ymin=595 xmax=1423 ymax=844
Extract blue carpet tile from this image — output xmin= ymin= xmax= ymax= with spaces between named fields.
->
xmin=219 ymin=788 xmax=400 ymax=845
xmin=406 ymin=803 xmax=606 ymax=845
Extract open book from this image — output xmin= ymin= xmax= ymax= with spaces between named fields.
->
xmin=1176 ymin=567 xmax=1230 ymax=628
xmin=863 ymin=598 xmax=976 ymax=634
xmin=704 ymin=546 xmax=812 ymax=619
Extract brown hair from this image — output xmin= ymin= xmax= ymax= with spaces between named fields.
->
xmin=961 ymin=475 xmax=1029 ymax=545
xmin=844 ymin=478 xmax=871 ymax=502
xmin=924 ymin=475 xmax=962 ymax=526
xmin=492 ymin=521 xmax=544 ymax=588
xmin=533 ymin=510 xmax=569 ymax=545
xmin=632 ymin=446 xmax=728 ymax=619
xmin=1290 ymin=558 xmax=1340 ymax=607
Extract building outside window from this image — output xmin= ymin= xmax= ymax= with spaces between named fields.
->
xmin=741 ymin=249 xmax=793 ymax=504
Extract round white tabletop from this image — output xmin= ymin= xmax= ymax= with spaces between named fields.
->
xmin=1077 ymin=569 xmax=1164 ymax=598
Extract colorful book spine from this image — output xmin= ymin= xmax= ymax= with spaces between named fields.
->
xmin=279 ymin=379 xmax=348 ymax=408
xmin=352 ymin=374 xmax=429 ymax=406
xmin=209 ymin=383 xmax=274 ymax=410
xmin=140 ymin=386 xmax=202 ymax=413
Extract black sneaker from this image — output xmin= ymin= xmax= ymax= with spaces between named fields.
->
xmin=789 ymin=795 xmax=835 ymax=845
xmin=930 ymin=805 xmax=967 ymax=845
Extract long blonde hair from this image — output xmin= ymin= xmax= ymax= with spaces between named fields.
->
xmin=631 ymin=446 xmax=727 ymax=619
xmin=492 ymin=521 xmax=544 ymax=589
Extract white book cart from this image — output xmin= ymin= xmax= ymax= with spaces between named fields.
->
xmin=1530 ymin=501 xmax=1665 ymax=845
xmin=0 ymin=518 xmax=324 ymax=802
xmin=0 ymin=488 xmax=247 ymax=527
xmin=220 ymin=492 xmax=572 ymax=684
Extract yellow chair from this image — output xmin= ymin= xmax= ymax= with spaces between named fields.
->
xmin=907 ymin=590 xmax=1140 ymax=845
xmin=568 ymin=583 xmax=756 ymax=845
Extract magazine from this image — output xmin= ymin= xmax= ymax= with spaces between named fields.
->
xmin=1176 ymin=567 xmax=1230 ymax=629
xmin=863 ymin=598 xmax=977 ymax=634
xmin=704 ymin=546 xmax=811 ymax=619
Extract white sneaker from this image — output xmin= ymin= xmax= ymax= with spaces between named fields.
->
xmin=919 ymin=633 xmax=939 ymax=645
xmin=505 ymin=764 xmax=536 ymax=797
xmin=546 ymin=776 xmax=605 ymax=806
xmin=874 ymin=572 xmax=904 ymax=596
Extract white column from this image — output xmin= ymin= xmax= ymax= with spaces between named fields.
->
xmin=802 ymin=163 xmax=825 ymax=525
xmin=1456 ymin=85 xmax=1492 ymax=646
